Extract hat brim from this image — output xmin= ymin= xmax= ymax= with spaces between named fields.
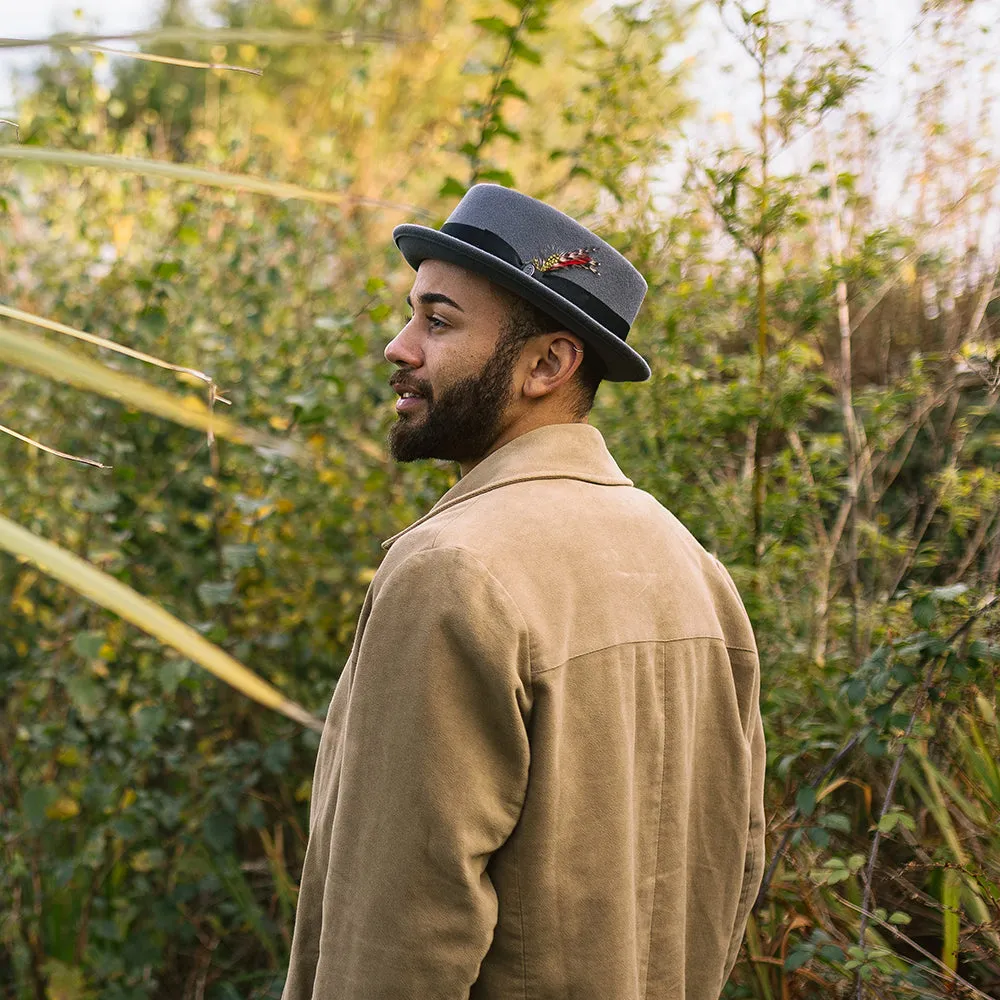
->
xmin=393 ymin=224 xmax=651 ymax=383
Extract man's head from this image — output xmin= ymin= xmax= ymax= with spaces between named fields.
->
xmin=385 ymin=259 xmax=604 ymax=471
xmin=386 ymin=185 xmax=650 ymax=472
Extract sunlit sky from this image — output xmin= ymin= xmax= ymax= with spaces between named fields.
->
xmin=2 ymin=0 xmax=997 ymax=254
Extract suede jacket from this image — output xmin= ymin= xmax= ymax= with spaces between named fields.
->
xmin=282 ymin=422 xmax=766 ymax=1000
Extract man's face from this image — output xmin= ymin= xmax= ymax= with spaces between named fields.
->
xmin=384 ymin=259 xmax=523 ymax=464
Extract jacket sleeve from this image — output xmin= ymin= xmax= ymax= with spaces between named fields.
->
xmin=301 ymin=545 xmax=532 ymax=999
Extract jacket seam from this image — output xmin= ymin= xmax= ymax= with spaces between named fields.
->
xmin=641 ymin=642 xmax=668 ymax=997
xmin=530 ymin=635 xmax=754 ymax=677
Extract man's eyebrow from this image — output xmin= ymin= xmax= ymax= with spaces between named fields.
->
xmin=405 ymin=292 xmax=464 ymax=312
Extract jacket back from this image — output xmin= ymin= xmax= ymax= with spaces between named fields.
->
xmin=282 ymin=423 xmax=766 ymax=1000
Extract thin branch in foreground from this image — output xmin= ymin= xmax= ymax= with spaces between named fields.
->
xmin=840 ymin=897 xmax=994 ymax=1000
xmin=856 ymin=596 xmax=1000 ymax=999
xmin=0 ymin=28 xmax=413 ymax=51
xmin=85 ymin=45 xmax=262 ymax=76
xmin=0 ymin=119 xmax=18 ymax=140
xmin=0 ymin=303 xmax=217 ymax=386
xmin=0 ymin=146 xmax=432 ymax=217
xmin=0 ymin=422 xmax=110 ymax=469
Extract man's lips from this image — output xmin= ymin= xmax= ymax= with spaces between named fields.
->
xmin=395 ymin=394 xmax=426 ymax=413
xmin=391 ymin=380 xmax=429 ymax=414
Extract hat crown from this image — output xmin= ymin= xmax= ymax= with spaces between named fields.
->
xmin=445 ymin=185 xmax=647 ymax=325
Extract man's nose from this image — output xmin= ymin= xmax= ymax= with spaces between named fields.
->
xmin=384 ymin=322 xmax=422 ymax=368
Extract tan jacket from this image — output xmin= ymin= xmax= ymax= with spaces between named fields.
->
xmin=282 ymin=423 xmax=765 ymax=1000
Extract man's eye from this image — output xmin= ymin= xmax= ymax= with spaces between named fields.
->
xmin=427 ymin=315 xmax=446 ymax=330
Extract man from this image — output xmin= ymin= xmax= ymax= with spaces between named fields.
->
xmin=282 ymin=185 xmax=766 ymax=1000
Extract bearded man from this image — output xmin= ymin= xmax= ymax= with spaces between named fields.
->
xmin=281 ymin=185 xmax=766 ymax=1000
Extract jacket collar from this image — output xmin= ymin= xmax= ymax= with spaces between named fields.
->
xmin=382 ymin=423 xmax=632 ymax=550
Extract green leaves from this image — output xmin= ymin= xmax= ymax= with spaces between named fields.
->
xmin=473 ymin=16 xmax=513 ymax=37
xmin=796 ymin=786 xmax=817 ymax=817
xmin=0 ymin=513 xmax=321 ymax=731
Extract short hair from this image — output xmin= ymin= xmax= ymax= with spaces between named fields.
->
xmin=496 ymin=291 xmax=604 ymax=418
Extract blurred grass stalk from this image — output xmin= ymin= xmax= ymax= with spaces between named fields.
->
xmin=0 ymin=513 xmax=321 ymax=731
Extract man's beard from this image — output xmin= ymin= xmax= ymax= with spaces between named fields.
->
xmin=388 ymin=333 xmax=521 ymax=464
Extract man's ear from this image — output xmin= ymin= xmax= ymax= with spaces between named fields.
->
xmin=521 ymin=335 xmax=585 ymax=400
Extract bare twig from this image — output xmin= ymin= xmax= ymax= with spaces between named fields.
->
xmin=855 ymin=597 xmax=999 ymax=998
xmin=84 ymin=45 xmax=262 ymax=76
xmin=0 ymin=303 xmax=217 ymax=386
xmin=754 ymin=681 xmax=907 ymax=910
xmin=841 ymin=898 xmax=994 ymax=1000
xmin=0 ymin=422 xmax=110 ymax=469
xmin=0 ymin=118 xmax=18 ymax=140
xmin=0 ymin=28 xmax=411 ymax=50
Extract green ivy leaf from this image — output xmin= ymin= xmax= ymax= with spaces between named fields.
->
xmin=820 ymin=812 xmax=852 ymax=833
xmin=846 ymin=677 xmax=867 ymax=705
xmin=511 ymin=38 xmax=542 ymax=65
xmin=472 ymin=16 xmax=513 ymax=37
xmin=796 ymin=786 xmax=817 ymax=817
xmin=784 ymin=949 xmax=812 ymax=971
xmin=477 ymin=168 xmax=516 ymax=187
xmin=72 ymin=631 xmax=105 ymax=659
xmin=912 ymin=596 xmax=936 ymax=628
xmin=438 ymin=176 xmax=467 ymax=198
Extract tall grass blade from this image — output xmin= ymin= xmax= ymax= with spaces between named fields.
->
xmin=0 ymin=421 xmax=109 ymax=468
xmin=84 ymin=45 xmax=262 ymax=75
xmin=0 ymin=324 xmax=295 ymax=455
xmin=0 ymin=28 xmax=410 ymax=50
xmin=942 ymin=867 xmax=960 ymax=980
xmin=0 ymin=513 xmax=321 ymax=731
xmin=0 ymin=303 xmax=215 ymax=386
xmin=905 ymin=753 xmax=1000 ymax=952
xmin=0 ymin=146 xmax=425 ymax=214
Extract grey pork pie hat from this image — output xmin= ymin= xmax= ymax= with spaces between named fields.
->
xmin=392 ymin=184 xmax=650 ymax=382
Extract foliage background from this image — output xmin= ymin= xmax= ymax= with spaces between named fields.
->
xmin=1 ymin=0 xmax=998 ymax=998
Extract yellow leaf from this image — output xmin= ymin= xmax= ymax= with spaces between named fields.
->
xmin=119 ymin=788 xmax=137 ymax=810
xmin=46 ymin=796 xmax=81 ymax=820
xmin=295 ymin=778 xmax=313 ymax=802
xmin=12 ymin=596 xmax=35 ymax=615
xmin=275 ymin=499 xmax=295 ymax=514
xmin=130 ymin=849 xmax=159 ymax=872
xmin=42 ymin=958 xmax=91 ymax=1000
xmin=112 ymin=215 xmax=134 ymax=253
xmin=357 ymin=567 xmax=377 ymax=585
xmin=57 ymin=746 xmax=82 ymax=767
xmin=269 ymin=415 xmax=291 ymax=431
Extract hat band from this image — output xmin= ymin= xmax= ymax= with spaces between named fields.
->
xmin=440 ymin=222 xmax=631 ymax=341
